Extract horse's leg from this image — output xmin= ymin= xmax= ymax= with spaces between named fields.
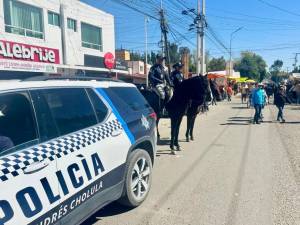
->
xmin=186 ymin=115 xmax=191 ymax=142
xmin=190 ymin=115 xmax=197 ymax=141
xmin=175 ymin=116 xmax=184 ymax=151
xmin=170 ymin=117 xmax=175 ymax=150
xmin=156 ymin=118 xmax=160 ymax=141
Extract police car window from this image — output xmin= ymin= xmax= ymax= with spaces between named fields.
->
xmin=30 ymin=90 xmax=59 ymax=142
xmin=86 ymin=89 xmax=108 ymax=123
xmin=37 ymin=88 xmax=97 ymax=136
xmin=110 ymin=87 xmax=150 ymax=111
xmin=0 ymin=92 xmax=38 ymax=155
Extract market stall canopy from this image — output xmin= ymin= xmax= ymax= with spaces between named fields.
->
xmin=246 ymin=79 xmax=256 ymax=83
xmin=231 ymin=77 xmax=248 ymax=82
xmin=207 ymin=73 xmax=226 ymax=79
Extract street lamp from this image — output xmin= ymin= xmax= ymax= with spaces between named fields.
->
xmin=229 ymin=27 xmax=243 ymax=77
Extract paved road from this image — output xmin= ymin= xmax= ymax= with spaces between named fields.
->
xmin=83 ymin=97 xmax=300 ymax=225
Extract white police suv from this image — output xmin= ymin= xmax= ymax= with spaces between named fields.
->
xmin=0 ymin=79 xmax=157 ymax=225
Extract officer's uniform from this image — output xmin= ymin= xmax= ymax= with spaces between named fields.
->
xmin=170 ymin=63 xmax=184 ymax=90
xmin=148 ymin=63 xmax=171 ymax=100
xmin=0 ymin=135 xmax=14 ymax=153
xmin=170 ymin=69 xmax=184 ymax=89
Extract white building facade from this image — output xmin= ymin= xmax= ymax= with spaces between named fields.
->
xmin=0 ymin=0 xmax=122 ymax=79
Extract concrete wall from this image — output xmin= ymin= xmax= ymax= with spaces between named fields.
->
xmin=0 ymin=0 xmax=115 ymax=67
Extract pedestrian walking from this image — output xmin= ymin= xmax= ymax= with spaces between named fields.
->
xmin=260 ymin=84 xmax=267 ymax=119
xmin=226 ymin=85 xmax=233 ymax=101
xmin=274 ymin=86 xmax=288 ymax=123
xmin=233 ymin=82 xmax=238 ymax=95
xmin=251 ymin=83 xmax=264 ymax=124
xmin=241 ymin=84 xmax=247 ymax=104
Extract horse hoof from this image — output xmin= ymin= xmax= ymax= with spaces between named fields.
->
xmin=170 ymin=145 xmax=174 ymax=150
xmin=176 ymin=146 xmax=182 ymax=151
xmin=190 ymin=136 xmax=194 ymax=141
xmin=186 ymin=137 xmax=190 ymax=142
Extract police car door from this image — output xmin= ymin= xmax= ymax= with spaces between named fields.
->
xmin=0 ymin=91 xmax=61 ymax=225
xmin=32 ymin=87 xmax=132 ymax=225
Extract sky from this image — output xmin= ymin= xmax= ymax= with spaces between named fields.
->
xmin=82 ymin=0 xmax=300 ymax=70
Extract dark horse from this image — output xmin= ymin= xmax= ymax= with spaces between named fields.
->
xmin=210 ymin=79 xmax=221 ymax=105
xmin=185 ymin=79 xmax=220 ymax=142
xmin=185 ymin=100 xmax=209 ymax=142
xmin=142 ymin=75 xmax=211 ymax=151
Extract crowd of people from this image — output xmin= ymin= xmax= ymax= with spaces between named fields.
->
xmin=220 ymin=80 xmax=300 ymax=124
xmin=206 ymin=77 xmax=300 ymax=125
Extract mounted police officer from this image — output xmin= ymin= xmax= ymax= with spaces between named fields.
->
xmin=170 ymin=62 xmax=184 ymax=90
xmin=148 ymin=54 xmax=172 ymax=101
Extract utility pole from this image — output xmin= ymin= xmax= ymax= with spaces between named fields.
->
xmin=145 ymin=16 xmax=149 ymax=87
xmin=196 ymin=0 xmax=201 ymax=75
xmin=160 ymin=0 xmax=164 ymax=58
xmin=196 ymin=0 xmax=206 ymax=75
xmin=159 ymin=4 xmax=171 ymax=75
xmin=229 ymin=27 xmax=243 ymax=77
xmin=293 ymin=53 xmax=300 ymax=71
xmin=200 ymin=0 xmax=206 ymax=75
xmin=182 ymin=1 xmax=206 ymax=75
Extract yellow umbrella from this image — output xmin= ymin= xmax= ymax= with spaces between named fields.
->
xmin=236 ymin=77 xmax=248 ymax=82
xmin=246 ymin=79 xmax=256 ymax=83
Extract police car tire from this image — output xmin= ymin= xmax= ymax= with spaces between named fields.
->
xmin=118 ymin=149 xmax=152 ymax=207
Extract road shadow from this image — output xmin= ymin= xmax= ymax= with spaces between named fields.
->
xmin=156 ymin=149 xmax=172 ymax=157
xmin=157 ymin=138 xmax=170 ymax=146
xmin=261 ymin=120 xmax=273 ymax=123
xmin=281 ymin=121 xmax=300 ymax=124
xmin=228 ymin=119 xmax=251 ymax=122
xmin=81 ymin=202 xmax=132 ymax=224
xmin=287 ymin=107 xmax=300 ymax=110
xmin=231 ymin=106 xmax=249 ymax=109
xmin=229 ymin=116 xmax=252 ymax=119
xmin=220 ymin=123 xmax=249 ymax=126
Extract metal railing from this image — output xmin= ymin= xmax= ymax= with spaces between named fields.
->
xmin=5 ymin=24 xmax=44 ymax=39
xmin=82 ymin=41 xmax=102 ymax=51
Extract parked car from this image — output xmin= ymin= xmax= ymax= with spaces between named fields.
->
xmin=0 ymin=79 xmax=157 ymax=225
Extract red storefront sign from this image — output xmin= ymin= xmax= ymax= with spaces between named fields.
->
xmin=104 ymin=52 xmax=115 ymax=69
xmin=0 ymin=40 xmax=60 ymax=64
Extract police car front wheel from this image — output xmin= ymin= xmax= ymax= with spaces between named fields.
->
xmin=119 ymin=149 xmax=152 ymax=207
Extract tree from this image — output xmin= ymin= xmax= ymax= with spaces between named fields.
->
xmin=292 ymin=66 xmax=300 ymax=73
xmin=234 ymin=51 xmax=267 ymax=81
xmin=168 ymin=42 xmax=181 ymax=65
xmin=149 ymin=51 xmax=157 ymax=65
xmin=130 ymin=52 xmax=142 ymax=61
xmin=207 ymin=57 xmax=226 ymax=72
xmin=270 ymin=60 xmax=286 ymax=83
xmin=188 ymin=50 xmax=210 ymax=73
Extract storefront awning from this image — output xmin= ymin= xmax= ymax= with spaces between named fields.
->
xmin=207 ymin=73 xmax=226 ymax=79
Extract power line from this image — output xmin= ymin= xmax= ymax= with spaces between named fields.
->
xmin=112 ymin=0 xmax=159 ymax=20
xmin=206 ymin=6 xmax=300 ymax=24
xmin=257 ymin=0 xmax=300 ymax=17
xmin=206 ymin=25 xmax=230 ymax=54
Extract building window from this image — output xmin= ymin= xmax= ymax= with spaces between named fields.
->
xmin=67 ymin=18 xmax=77 ymax=31
xmin=4 ymin=0 xmax=44 ymax=39
xmin=81 ymin=22 xmax=102 ymax=51
xmin=140 ymin=65 xmax=144 ymax=73
xmin=48 ymin=11 xmax=60 ymax=27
